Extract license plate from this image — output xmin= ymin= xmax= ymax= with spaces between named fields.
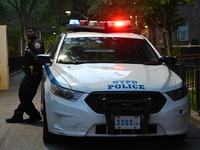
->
xmin=114 ymin=116 xmax=141 ymax=129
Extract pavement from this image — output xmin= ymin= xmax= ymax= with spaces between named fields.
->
xmin=191 ymin=109 xmax=200 ymax=127
xmin=0 ymin=71 xmax=46 ymax=150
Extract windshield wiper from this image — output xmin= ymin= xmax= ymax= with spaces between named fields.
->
xmin=59 ymin=60 xmax=160 ymax=65
xmin=72 ymin=60 xmax=88 ymax=64
xmin=115 ymin=60 xmax=160 ymax=65
xmin=59 ymin=60 xmax=89 ymax=64
xmin=115 ymin=60 xmax=140 ymax=63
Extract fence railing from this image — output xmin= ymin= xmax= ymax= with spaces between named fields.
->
xmin=169 ymin=54 xmax=200 ymax=113
xmin=169 ymin=64 xmax=200 ymax=112
xmin=9 ymin=57 xmax=24 ymax=75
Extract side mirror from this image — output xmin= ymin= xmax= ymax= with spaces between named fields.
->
xmin=159 ymin=56 xmax=177 ymax=64
xmin=35 ymin=54 xmax=52 ymax=63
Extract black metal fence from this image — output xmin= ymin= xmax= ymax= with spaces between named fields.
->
xmin=9 ymin=57 xmax=24 ymax=75
xmin=169 ymin=54 xmax=200 ymax=113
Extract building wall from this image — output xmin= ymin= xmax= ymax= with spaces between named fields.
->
xmin=151 ymin=0 xmax=200 ymax=55
xmin=177 ymin=0 xmax=200 ymax=45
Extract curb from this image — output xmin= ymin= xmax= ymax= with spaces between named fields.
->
xmin=190 ymin=109 xmax=200 ymax=126
xmin=9 ymin=70 xmax=22 ymax=77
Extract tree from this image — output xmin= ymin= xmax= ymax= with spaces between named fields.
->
xmin=5 ymin=0 xmax=42 ymax=49
xmin=87 ymin=0 xmax=195 ymax=55
xmin=137 ymin=0 xmax=195 ymax=55
xmin=38 ymin=0 xmax=90 ymax=49
xmin=1 ymin=0 xmax=88 ymax=53
xmin=3 ymin=0 xmax=66 ymax=51
xmin=0 ymin=1 xmax=21 ymax=55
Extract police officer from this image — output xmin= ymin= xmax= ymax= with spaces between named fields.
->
xmin=6 ymin=27 xmax=45 ymax=123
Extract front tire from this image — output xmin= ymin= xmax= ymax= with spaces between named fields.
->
xmin=168 ymin=133 xmax=187 ymax=142
xmin=43 ymin=99 xmax=59 ymax=143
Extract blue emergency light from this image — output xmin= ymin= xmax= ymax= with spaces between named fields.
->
xmin=69 ymin=19 xmax=80 ymax=25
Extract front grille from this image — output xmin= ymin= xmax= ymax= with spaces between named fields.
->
xmin=96 ymin=124 xmax=157 ymax=134
xmin=85 ymin=91 xmax=167 ymax=114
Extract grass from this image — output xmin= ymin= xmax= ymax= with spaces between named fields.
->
xmin=189 ymin=89 xmax=197 ymax=111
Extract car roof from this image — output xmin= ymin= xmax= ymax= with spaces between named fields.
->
xmin=66 ymin=32 xmax=144 ymax=39
xmin=64 ymin=24 xmax=144 ymax=40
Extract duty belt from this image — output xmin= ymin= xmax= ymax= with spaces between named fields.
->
xmin=29 ymin=66 xmax=34 ymax=75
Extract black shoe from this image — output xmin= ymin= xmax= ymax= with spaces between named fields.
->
xmin=6 ymin=111 xmax=23 ymax=123
xmin=24 ymin=115 xmax=42 ymax=123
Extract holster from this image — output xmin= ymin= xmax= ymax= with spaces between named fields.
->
xmin=22 ymin=66 xmax=34 ymax=77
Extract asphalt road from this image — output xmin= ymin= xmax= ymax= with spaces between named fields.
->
xmin=1 ymin=72 xmax=200 ymax=150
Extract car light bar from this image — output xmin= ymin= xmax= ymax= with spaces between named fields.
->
xmin=67 ymin=19 xmax=136 ymax=33
xmin=69 ymin=19 xmax=131 ymax=27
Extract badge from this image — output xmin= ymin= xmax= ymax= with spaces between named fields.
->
xmin=34 ymin=42 xmax=41 ymax=49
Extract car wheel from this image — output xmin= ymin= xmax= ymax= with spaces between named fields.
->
xmin=43 ymin=100 xmax=59 ymax=143
xmin=40 ymin=78 xmax=45 ymax=116
xmin=169 ymin=133 xmax=187 ymax=142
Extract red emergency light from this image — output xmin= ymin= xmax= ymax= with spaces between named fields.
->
xmin=99 ymin=20 xmax=131 ymax=27
xmin=80 ymin=20 xmax=88 ymax=25
xmin=114 ymin=21 xmax=124 ymax=27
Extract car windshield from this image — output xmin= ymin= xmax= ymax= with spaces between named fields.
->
xmin=57 ymin=36 xmax=160 ymax=64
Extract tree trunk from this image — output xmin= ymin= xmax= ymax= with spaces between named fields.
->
xmin=163 ymin=31 xmax=170 ymax=56
xmin=6 ymin=0 xmax=37 ymax=49
xmin=168 ymin=27 xmax=173 ymax=56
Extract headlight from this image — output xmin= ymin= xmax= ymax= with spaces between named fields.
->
xmin=51 ymin=84 xmax=83 ymax=102
xmin=166 ymin=84 xmax=188 ymax=101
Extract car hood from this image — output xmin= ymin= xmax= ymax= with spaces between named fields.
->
xmin=54 ymin=63 xmax=182 ymax=93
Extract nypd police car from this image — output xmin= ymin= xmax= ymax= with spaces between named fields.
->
xmin=36 ymin=20 xmax=190 ymax=143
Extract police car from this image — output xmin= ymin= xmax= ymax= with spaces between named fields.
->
xmin=36 ymin=20 xmax=190 ymax=143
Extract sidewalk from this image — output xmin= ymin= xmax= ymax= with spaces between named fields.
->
xmin=191 ymin=109 xmax=200 ymax=126
xmin=0 ymin=71 xmax=42 ymax=119
xmin=0 ymin=71 xmax=46 ymax=149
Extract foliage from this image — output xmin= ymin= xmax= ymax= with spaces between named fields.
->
xmin=0 ymin=0 xmax=196 ymax=56
xmin=0 ymin=0 xmax=48 ymax=51
xmin=0 ymin=0 xmax=90 ymax=53
xmin=189 ymin=89 xmax=197 ymax=111
xmin=0 ymin=1 xmax=21 ymax=54
xmin=7 ymin=25 xmax=21 ymax=54
xmin=138 ymin=0 xmax=195 ymax=55
xmin=87 ymin=0 xmax=195 ymax=56
xmin=171 ymin=40 xmax=181 ymax=57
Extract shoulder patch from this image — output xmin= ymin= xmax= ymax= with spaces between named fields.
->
xmin=34 ymin=42 xmax=41 ymax=49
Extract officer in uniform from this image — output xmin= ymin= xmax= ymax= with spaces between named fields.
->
xmin=6 ymin=27 xmax=45 ymax=123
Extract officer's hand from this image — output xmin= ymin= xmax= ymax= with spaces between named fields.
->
xmin=24 ymin=46 xmax=28 ymax=52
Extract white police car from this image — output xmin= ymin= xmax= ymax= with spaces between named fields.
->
xmin=36 ymin=20 xmax=190 ymax=143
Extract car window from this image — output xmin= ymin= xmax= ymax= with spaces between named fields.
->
xmin=57 ymin=37 xmax=160 ymax=64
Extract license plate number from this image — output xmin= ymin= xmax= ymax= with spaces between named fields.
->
xmin=114 ymin=116 xmax=140 ymax=129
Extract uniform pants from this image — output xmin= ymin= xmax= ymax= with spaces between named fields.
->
xmin=15 ymin=75 xmax=42 ymax=117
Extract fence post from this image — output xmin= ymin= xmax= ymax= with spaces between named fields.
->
xmin=196 ymin=69 xmax=200 ymax=115
xmin=181 ymin=64 xmax=186 ymax=83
